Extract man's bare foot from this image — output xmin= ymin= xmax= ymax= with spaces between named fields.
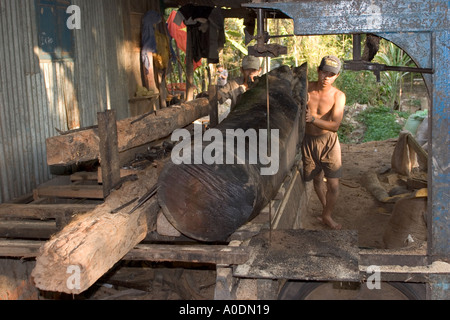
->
xmin=317 ymin=217 xmax=342 ymax=230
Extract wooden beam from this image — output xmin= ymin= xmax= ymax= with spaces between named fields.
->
xmin=97 ymin=168 xmax=139 ymax=184
xmin=0 ymin=241 xmax=249 ymax=266
xmin=209 ymin=85 xmax=219 ymax=128
xmin=0 ymin=204 xmax=97 ymax=220
xmin=46 ymin=98 xmax=210 ymax=166
xmin=359 ymin=248 xmax=429 ymax=267
xmin=70 ymin=172 xmax=98 ymax=182
xmin=185 ymin=29 xmax=195 ymax=101
xmin=0 ymin=240 xmax=43 ymax=259
xmin=163 ymin=0 xmax=250 ymax=8
xmin=34 ymin=185 xmax=104 ymax=200
xmin=124 ymin=244 xmax=250 ymax=265
xmin=98 ymin=110 xmax=121 ymax=198
xmin=0 ymin=221 xmax=57 ymax=240
xmin=31 ymin=168 xmax=161 ymax=295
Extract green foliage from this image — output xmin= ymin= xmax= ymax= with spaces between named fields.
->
xmin=374 ymin=40 xmax=414 ymax=109
xmin=335 ymin=71 xmax=379 ymax=106
xmin=222 ymin=19 xmax=247 ymax=78
xmin=337 ymin=122 xmax=355 ymax=144
xmin=357 ymin=106 xmax=410 ymax=142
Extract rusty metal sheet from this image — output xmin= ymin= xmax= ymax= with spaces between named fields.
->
xmin=429 ymin=30 xmax=450 ymax=262
xmin=244 ymin=0 xmax=448 ymax=34
xmin=234 ymin=230 xmax=360 ymax=282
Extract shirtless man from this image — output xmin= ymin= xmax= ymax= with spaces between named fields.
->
xmin=303 ymin=56 xmax=346 ymax=230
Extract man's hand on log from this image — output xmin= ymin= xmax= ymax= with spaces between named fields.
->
xmin=306 ymin=107 xmax=315 ymax=124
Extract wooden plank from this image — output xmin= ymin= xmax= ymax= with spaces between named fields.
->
xmin=0 ymin=204 xmax=97 ymax=220
xmin=124 ymin=244 xmax=250 ymax=265
xmin=35 ymin=185 xmax=104 ymax=200
xmin=46 ymin=98 xmax=210 ymax=166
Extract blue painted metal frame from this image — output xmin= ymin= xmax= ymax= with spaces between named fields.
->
xmin=245 ymin=0 xmax=449 ymax=262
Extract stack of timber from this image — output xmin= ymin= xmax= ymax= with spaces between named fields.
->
xmin=1 ymin=65 xmax=309 ymax=296
xmin=0 ymin=173 xmax=103 ymax=258
xmin=30 ymin=99 xmax=213 ymax=294
xmin=0 ymin=198 xmax=97 ymax=258
xmin=0 ymin=99 xmax=211 ymax=292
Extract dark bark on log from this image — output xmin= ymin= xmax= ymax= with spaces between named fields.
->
xmin=158 ymin=65 xmax=308 ymax=242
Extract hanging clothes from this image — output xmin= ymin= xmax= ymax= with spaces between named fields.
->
xmin=173 ymin=5 xmax=225 ymax=65
xmin=167 ymin=10 xmax=203 ymax=70
xmin=141 ymin=11 xmax=162 ymax=73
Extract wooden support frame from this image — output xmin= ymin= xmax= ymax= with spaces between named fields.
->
xmin=46 ymin=98 xmax=210 ymax=166
xmin=34 ymin=185 xmax=104 ymax=201
xmin=98 ymin=110 xmax=121 ymax=198
xmin=185 ymin=26 xmax=195 ymax=102
xmin=209 ymin=84 xmax=219 ymax=128
xmin=0 ymin=204 xmax=97 ymax=220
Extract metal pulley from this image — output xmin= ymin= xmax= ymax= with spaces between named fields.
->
xmin=246 ymin=9 xmax=289 ymax=58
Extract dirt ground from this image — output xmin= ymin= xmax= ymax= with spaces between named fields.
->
xmin=301 ymin=138 xmax=426 ymax=249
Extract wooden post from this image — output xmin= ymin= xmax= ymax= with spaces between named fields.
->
xmin=144 ymin=53 xmax=159 ymax=94
xmin=209 ymin=84 xmax=219 ymax=128
xmin=157 ymin=69 xmax=167 ymax=109
xmin=185 ymin=26 xmax=195 ymax=102
xmin=98 ymin=110 xmax=121 ymax=198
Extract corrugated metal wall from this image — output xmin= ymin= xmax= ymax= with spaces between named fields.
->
xmin=0 ymin=0 xmax=131 ymax=203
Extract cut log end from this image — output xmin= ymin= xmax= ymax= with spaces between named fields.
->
xmin=31 ymin=169 xmax=161 ymax=294
xmin=158 ymin=162 xmax=257 ymax=242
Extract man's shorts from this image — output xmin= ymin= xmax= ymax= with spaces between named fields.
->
xmin=302 ymin=132 xmax=342 ymax=182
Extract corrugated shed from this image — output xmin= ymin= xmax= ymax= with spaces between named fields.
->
xmin=0 ymin=0 xmax=131 ymax=203
xmin=72 ymin=0 xmax=129 ymax=123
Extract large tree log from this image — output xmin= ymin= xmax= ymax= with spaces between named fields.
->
xmin=158 ymin=65 xmax=307 ymax=242
xmin=47 ymin=98 xmax=210 ymax=166
xmin=31 ymin=168 xmax=161 ymax=294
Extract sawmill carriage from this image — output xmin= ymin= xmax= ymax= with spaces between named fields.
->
xmin=0 ymin=0 xmax=448 ymax=300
